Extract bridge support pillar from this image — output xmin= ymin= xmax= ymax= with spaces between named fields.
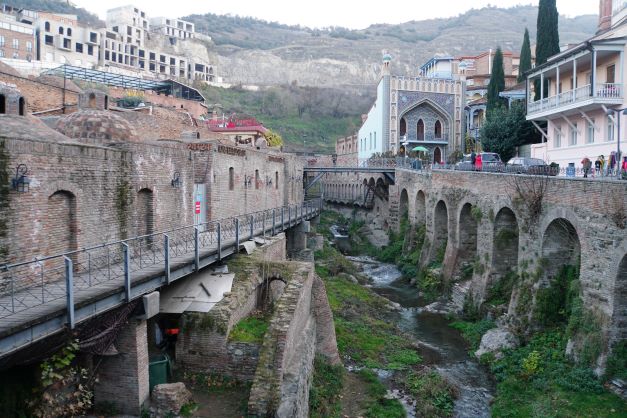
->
xmin=94 ymin=318 xmax=149 ymax=415
xmin=286 ymin=220 xmax=310 ymax=254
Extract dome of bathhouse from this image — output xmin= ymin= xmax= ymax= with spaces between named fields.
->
xmin=55 ymin=91 xmax=139 ymax=143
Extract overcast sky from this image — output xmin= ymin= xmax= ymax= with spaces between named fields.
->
xmin=72 ymin=0 xmax=597 ymax=30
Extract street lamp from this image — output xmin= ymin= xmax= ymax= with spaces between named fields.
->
xmin=605 ymin=108 xmax=626 ymax=179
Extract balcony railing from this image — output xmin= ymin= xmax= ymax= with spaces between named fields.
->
xmin=528 ymin=83 xmax=623 ymax=115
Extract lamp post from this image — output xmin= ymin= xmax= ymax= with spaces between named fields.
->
xmin=605 ymin=108 xmax=625 ymax=179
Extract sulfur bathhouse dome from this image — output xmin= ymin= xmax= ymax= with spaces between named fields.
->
xmin=55 ymin=90 xmax=139 ymax=143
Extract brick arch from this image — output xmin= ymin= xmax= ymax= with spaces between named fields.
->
xmin=46 ymin=190 xmax=78 ymax=263
xmin=610 ymin=252 xmax=627 ymax=347
xmin=456 ymin=202 xmax=478 ymax=276
xmin=491 ymin=206 xmax=519 ymax=280
xmin=430 ymin=199 xmax=449 ymax=264
xmin=399 ymin=188 xmax=409 ymax=220
xmin=415 ymin=190 xmax=426 ymax=227
xmin=540 ymin=217 xmax=581 ymax=282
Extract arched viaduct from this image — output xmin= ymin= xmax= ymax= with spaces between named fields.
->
xmin=323 ymin=168 xmax=627 ymax=363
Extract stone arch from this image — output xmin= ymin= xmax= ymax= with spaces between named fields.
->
xmin=0 ymin=94 xmax=5 ymax=114
xmin=433 ymin=147 xmax=442 ymax=164
xmin=88 ymin=93 xmax=97 ymax=109
xmin=541 ymin=218 xmax=581 ymax=282
xmin=136 ymin=188 xmax=155 ymax=239
xmin=46 ymin=190 xmax=78 ymax=260
xmin=492 ymin=207 xmax=519 ymax=279
xmin=611 ymin=254 xmax=627 ymax=346
xmin=431 ymin=200 xmax=448 ymax=264
xmin=18 ymin=97 xmax=25 ymax=115
xmin=399 ymin=189 xmax=409 ymax=221
xmin=457 ymin=202 xmax=478 ymax=276
xmin=400 ymin=117 xmax=407 ymax=137
xmin=257 ymin=276 xmax=287 ymax=310
xmin=417 ymin=119 xmax=425 ymax=141
xmin=415 ymin=190 xmax=426 ymax=227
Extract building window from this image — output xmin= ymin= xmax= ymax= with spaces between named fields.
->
xmin=275 ymin=171 xmax=279 ymax=189
xmin=400 ymin=118 xmax=407 ymax=137
xmin=87 ymin=45 xmax=93 ymax=55
xmin=58 ymin=26 xmax=64 ymax=35
xmin=90 ymin=32 xmax=97 ymax=43
xmin=255 ymin=169 xmax=260 ymax=189
xmin=229 ymin=167 xmax=234 ymax=190
xmin=45 ymin=35 xmax=53 ymax=46
xmin=374 ymin=132 xmax=376 ymax=148
xmin=435 ymin=120 xmax=442 ymax=138
xmin=586 ymin=120 xmax=595 ymax=144
xmin=45 ymin=21 xmax=50 ymax=32
xmin=608 ymin=117 xmax=615 ymax=142
xmin=75 ymin=43 xmax=83 ymax=53
xmin=105 ymin=50 xmax=110 ymax=60
xmin=554 ymin=128 xmax=561 ymax=148
xmin=12 ymin=39 xmax=18 ymax=50
xmin=0 ymin=50 xmax=4 ymax=58
xmin=369 ymin=133 xmax=372 ymax=149
xmin=607 ymin=64 xmax=616 ymax=84
xmin=569 ymin=123 xmax=577 ymax=146
xmin=417 ymin=119 xmax=424 ymax=140
xmin=0 ymin=36 xmax=4 ymax=48
xmin=26 ymin=41 xmax=32 ymax=52
xmin=67 ymin=28 xmax=72 ymax=36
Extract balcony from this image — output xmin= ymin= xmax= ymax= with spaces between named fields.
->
xmin=527 ymin=83 xmax=624 ymax=119
xmin=402 ymin=132 xmax=449 ymax=144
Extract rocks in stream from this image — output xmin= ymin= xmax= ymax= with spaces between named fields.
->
xmin=475 ymin=328 xmax=519 ymax=359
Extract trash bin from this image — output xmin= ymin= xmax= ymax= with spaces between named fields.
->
xmin=149 ymin=354 xmax=169 ymax=391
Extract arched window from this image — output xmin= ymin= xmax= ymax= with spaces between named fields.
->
xmin=417 ymin=119 xmax=425 ymax=141
xmin=45 ymin=22 xmax=50 ymax=32
xmin=255 ymin=169 xmax=260 ymax=189
xmin=435 ymin=120 xmax=442 ymax=139
xmin=58 ymin=26 xmax=64 ymax=35
xmin=18 ymin=97 xmax=25 ymax=116
xmin=67 ymin=28 xmax=72 ymax=36
xmin=229 ymin=167 xmax=234 ymax=190
xmin=400 ymin=117 xmax=407 ymax=137
xmin=0 ymin=94 xmax=5 ymax=114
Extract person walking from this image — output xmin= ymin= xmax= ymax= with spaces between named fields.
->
xmin=595 ymin=156 xmax=601 ymax=176
xmin=581 ymin=157 xmax=592 ymax=178
xmin=475 ymin=153 xmax=482 ymax=171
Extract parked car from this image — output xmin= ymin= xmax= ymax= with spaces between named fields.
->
xmin=506 ymin=157 xmax=557 ymax=175
xmin=454 ymin=152 xmax=504 ymax=172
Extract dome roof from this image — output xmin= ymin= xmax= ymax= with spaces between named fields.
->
xmin=0 ymin=115 xmax=74 ymax=143
xmin=55 ymin=109 xmax=139 ymax=143
xmin=382 ymin=53 xmax=393 ymax=62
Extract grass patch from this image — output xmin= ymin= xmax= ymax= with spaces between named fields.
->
xmin=183 ymin=372 xmax=250 ymax=394
xmin=488 ymin=330 xmax=627 ymax=417
xmin=228 ymin=312 xmax=270 ymax=343
xmin=449 ymin=319 xmax=496 ymax=351
xmin=309 ymin=356 xmax=344 ymax=418
xmin=404 ymin=370 xmax=455 ymax=417
xmin=359 ymin=369 xmax=406 ymax=418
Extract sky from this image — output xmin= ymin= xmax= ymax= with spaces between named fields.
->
xmin=72 ymin=0 xmax=598 ymax=30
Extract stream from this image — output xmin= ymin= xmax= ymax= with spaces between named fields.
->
xmin=346 ymin=255 xmax=495 ymax=418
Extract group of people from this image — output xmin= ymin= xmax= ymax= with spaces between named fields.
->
xmin=581 ymin=152 xmax=627 ymax=178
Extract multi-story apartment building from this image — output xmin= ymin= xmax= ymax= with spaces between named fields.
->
xmin=526 ymin=0 xmax=627 ymax=171
xmin=0 ymin=11 xmax=35 ymax=60
xmin=0 ymin=4 xmax=216 ymax=84
xmin=150 ymin=17 xmax=195 ymax=40
xmin=34 ymin=11 xmax=100 ymax=67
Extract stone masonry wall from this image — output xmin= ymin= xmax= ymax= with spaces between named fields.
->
xmin=0 ymin=70 xmax=80 ymax=113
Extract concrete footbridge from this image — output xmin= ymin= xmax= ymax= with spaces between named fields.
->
xmin=0 ymin=200 xmax=321 ymax=361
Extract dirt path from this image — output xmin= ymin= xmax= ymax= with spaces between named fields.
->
xmin=191 ymin=388 xmax=249 ymax=418
xmin=339 ymin=372 xmax=371 ymax=418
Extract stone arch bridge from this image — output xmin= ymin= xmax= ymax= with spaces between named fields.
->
xmin=321 ymin=166 xmax=627 ymax=367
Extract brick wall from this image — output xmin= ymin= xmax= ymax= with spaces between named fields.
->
xmin=94 ymin=318 xmax=149 ymax=415
xmin=0 ymin=71 xmax=80 ymax=112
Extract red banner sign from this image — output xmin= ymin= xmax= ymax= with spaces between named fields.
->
xmin=195 ymin=201 xmax=201 ymax=214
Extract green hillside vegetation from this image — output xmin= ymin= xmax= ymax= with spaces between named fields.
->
xmin=198 ymin=84 xmax=370 ymax=152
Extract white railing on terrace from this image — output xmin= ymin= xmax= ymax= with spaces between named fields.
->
xmin=527 ymin=83 xmax=623 ymax=115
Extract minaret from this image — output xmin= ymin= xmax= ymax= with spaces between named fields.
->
xmin=381 ymin=51 xmax=392 ymax=77
xmin=598 ymin=0 xmax=612 ymax=33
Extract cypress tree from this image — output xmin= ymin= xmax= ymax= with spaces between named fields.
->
xmin=535 ymin=0 xmax=560 ymax=99
xmin=518 ymin=28 xmax=532 ymax=82
xmin=487 ymin=47 xmax=505 ymax=115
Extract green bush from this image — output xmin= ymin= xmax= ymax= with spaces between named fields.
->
xmin=449 ymin=319 xmax=495 ymax=351
xmin=404 ymin=370 xmax=455 ymax=417
xmin=606 ymin=340 xmax=627 ymax=380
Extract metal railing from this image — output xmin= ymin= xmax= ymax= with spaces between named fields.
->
xmin=0 ymin=200 xmax=322 ymax=326
xmin=528 ymin=83 xmax=623 ymax=114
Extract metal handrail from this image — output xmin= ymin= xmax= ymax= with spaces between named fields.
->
xmin=0 ymin=199 xmax=322 ymax=323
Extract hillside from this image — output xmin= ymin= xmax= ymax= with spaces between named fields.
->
xmin=185 ymin=5 xmax=597 ymax=87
